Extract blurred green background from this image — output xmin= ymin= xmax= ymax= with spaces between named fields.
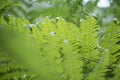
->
xmin=1 ymin=0 xmax=120 ymax=25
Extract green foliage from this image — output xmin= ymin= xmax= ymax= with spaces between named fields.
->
xmin=79 ymin=17 xmax=100 ymax=75
xmin=0 ymin=15 xmax=120 ymax=80
xmin=0 ymin=0 xmax=13 ymax=15
xmin=5 ymin=0 xmax=69 ymax=23
xmin=0 ymin=0 xmax=19 ymax=16
xmin=2 ymin=0 xmax=120 ymax=27
xmin=0 ymin=51 xmax=36 ymax=80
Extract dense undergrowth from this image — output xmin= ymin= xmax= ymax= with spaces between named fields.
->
xmin=0 ymin=15 xmax=120 ymax=80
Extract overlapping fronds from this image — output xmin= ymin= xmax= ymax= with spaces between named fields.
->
xmin=100 ymin=21 xmax=120 ymax=79
xmin=0 ymin=15 xmax=120 ymax=80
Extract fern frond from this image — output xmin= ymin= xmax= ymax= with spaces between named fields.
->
xmin=56 ymin=18 xmax=67 ymax=39
xmin=112 ymin=63 xmax=120 ymax=80
xmin=0 ymin=51 xmax=36 ymax=80
xmin=42 ymin=17 xmax=56 ymax=37
xmin=79 ymin=16 xmax=100 ymax=75
xmin=61 ymin=42 xmax=83 ymax=80
xmin=99 ymin=21 xmax=120 ymax=79
xmin=100 ymin=21 xmax=120 ymax=66
xmin=0 ymin=16 xmax=7 ymax=26
xmin=80 ymin=16 xmax=99 ymax=58
xmin=85 ymin=50 xmax=110 ymax=80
